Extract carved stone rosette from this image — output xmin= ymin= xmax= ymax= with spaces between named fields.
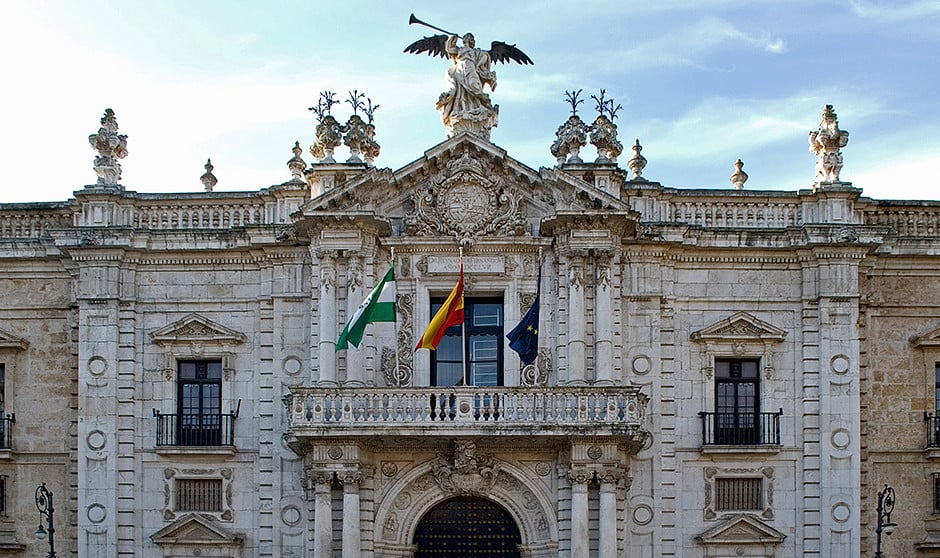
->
xmin=88 ymin=108 xmax=129 ymax=185
xmin=404 ymin=150 xmax=526 ymax=245
xmin=808 ymin=104 xmax=849 ymax=183
xmin=550 ymin=115 xmax=590 ymax=165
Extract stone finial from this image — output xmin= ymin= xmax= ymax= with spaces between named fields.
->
xmin=551 ymin=115 xmax=590 ymax=165
xmin=343 ymin=114 xmax=368 ymax=164
xmin=200 ymin=158 xmax=218 ymax=192
xmin=550 ymin=90 xmax=590 ymax=164
xmin=627 ymin=139 xmax=647 ymax=181
xmin=287 ymin=141 xmax=307 ymax=179
xmin=308 ymin=91 xmax=343 ymax=163
xmin=310 ymin=115 xmax=343 ymax=163
xmin=362 ymin=97 xmax=381 ymax=166
xmin=88 ymin=108 xmax=129 ymax=186
xmin=730 ymin=159 xmax=748 ymax=189
xmin=808 ymin=104 xmax=849 ymax=184
xmin=589 ymin=89 xmax=623 ymax=163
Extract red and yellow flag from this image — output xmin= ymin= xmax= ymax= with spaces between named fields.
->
xmin=415 ymin=261 xmax=464 ymax=350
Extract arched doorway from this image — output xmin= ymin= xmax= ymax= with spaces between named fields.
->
xmin=413 ymin=496 xmax=522 ymax=557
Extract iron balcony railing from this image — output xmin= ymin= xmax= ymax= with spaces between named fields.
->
xmin=925 ymin=413 xmax=940 ymax=448
xmin=0 ymin=414 xmax=14 ymax=450
xmin=287 ymin=386 xmax=649 ymax=440
xmin=699 ymin=409 xmax=782 ymax=446
xmin=153 ymin=406 xmax=239 ymax=447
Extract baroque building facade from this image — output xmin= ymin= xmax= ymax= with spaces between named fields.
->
xmin=0 ymin=98 xmax=938 ymax=558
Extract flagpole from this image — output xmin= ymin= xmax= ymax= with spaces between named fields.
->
xmin=459 ymin=246 xmax=467 ymax=387
xmin=390 ymin=247 xmax=401 ymax=385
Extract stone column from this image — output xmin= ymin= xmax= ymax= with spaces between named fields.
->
xmin=344 ymin=256 xmax=365 ymax=383
xmin=594 ymin=256 xmax=614 ymax=383
xmin=567 ymin=257 xmax=587 ymax=383
xmin=598 ymin=471 xmax=619 ymax=558
xmin=568 ymin=470 xmax=591 ymax=557
xmin=340 ymin=472 xmax=362 ymax=557
xmin=317 ymin=251 xmax=337 ymax=383
xmin=312 ymin=473 xmax=333 ymax=558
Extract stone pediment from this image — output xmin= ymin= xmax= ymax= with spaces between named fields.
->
xmin=299 ymin=134 xmax=633 ymax=244
xmin=151 ymin=513 xmax=243 ymax=547
xmin=151 ymin=314 xmax=247 ymax=346
xmin=695 ymin=513 xmax=786 ymax=546
xmin=0 ymin=326 xmax=28 ymax=351
xmin=911 ymin=324 xmax=940 ymax=348
xmin=690 ymin=312 xmax=787 ymax=344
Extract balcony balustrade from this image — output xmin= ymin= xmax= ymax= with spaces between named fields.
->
xmin=153 ymin=410 xmax=237 ymax=447
xmin=925 ymin=413 xmax=940 ymax=448
xmin=287 ymin=385 xmax=648 ymax=443
xmin=699 ymin=409 xmax=782 ymax=446
xmin=0 ymin=414 xmax=13 ymax=450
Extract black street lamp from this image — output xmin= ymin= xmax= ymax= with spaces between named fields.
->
xmin=34 ymin=483 xmax=57 ymax=558
xmin=875 ymin=484 xmax=897 ymax=558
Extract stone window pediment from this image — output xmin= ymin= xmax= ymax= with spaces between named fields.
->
xmin=691 ymin=312 xmax=787 ymax=345
xmin=0 ymin=327 xmax=28 ymax=352
xmin=150 ymin=313 xmax=246 ymax=381
xmin=695 ymin=513 xmax=785 ymax=556
xmin=151 ymin=513 xmax=243 ymax=557
xmin=151 ymin=314 xmax=247 ymax=347
xmin=912 ymin=325 xmax=940 ymax=349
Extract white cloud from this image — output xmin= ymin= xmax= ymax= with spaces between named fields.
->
xmin=849 ymin=0 xmax=940 ymax=22
xmin=637 ymin=89 xmax=883 ymax=163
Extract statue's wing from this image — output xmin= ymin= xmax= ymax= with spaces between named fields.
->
xmin=489 ymin=41 xmax=534 ymax=65
xmin=403 ymin=35 xmax=449 ymax=59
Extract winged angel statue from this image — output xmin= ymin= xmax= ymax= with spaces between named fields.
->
xmin=405 ymin=14 xmax=533 ymax=139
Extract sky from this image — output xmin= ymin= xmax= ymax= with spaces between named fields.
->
xmin=1 ymin=0 xmax=938 ymax=204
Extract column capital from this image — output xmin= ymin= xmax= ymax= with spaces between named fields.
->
xmin=339 ymin=471 xmax=362 ymax=486
xmin=567 ymin=469 xmax=592 ymax=485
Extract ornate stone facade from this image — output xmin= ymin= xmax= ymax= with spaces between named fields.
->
xmin=0 ymin=102 xmax=939 ymax=558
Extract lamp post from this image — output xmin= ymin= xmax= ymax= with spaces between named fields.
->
xmin=34 ymin=483 xmax=57 ymax=558
xmin=875 ymin=484 xmax=897 ymax=558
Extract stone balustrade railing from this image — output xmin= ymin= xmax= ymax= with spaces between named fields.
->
xmin=287 ymin=385 xmax=648 ymax=438
xmin=131 ymin=202 xmax=267 ymax=230
xmin=864 ymin=204 xmax=940 ymax=237
xmin=665 ymin=200 xmax=802 ymax=228
xmin=0 ymin=205 xmax=72 ymax=239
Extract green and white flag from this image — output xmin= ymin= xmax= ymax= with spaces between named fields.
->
xmin=336 ymin=266 xmax=396 ymax=351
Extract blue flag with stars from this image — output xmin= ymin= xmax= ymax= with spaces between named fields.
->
xmin=507 ymin=260 xmax=541 ymax=365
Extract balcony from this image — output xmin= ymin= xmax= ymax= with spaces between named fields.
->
xmin=925 ymin=413 xmax=940 ymax=458
xmin=286 ymin=385 xmax=649 ymax=448
xmin=699 ymin=409 xmax=782 ymax=453
xmin=153 ymin=410 xmax=237 ymax=451
xmin=0 ymin=414 xmax=13 ymax=451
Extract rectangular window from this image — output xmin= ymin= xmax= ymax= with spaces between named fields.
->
xmin=935 ymin=364 xmax=940 ymax=412
xmin=934 ymin=473 xmax=940 ymax=514
xmin=176 ymin=478 xmax=223 ymax=512
xmin=714 ymin=358 xmax=760 ymax=444
xmin=431 ymin=297 xmax=503 ymax=387
xmin=0 ymin=475 xmax=6 ymax=516
xmin=715 ymin=477 xmax=763 ymax=511
xmin=178 ymin=360 xmax=222 ymax=446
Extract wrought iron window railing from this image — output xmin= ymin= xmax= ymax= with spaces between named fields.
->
xmin=925 ymin=413 xmax=940 ymax=448
xmin=0 ymin=414 xmax=14 ymax=450
xmin=153 ymin=408 xmax=238 ymax=447
xmin=699 ymin=409 xmax=782 ymax=446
